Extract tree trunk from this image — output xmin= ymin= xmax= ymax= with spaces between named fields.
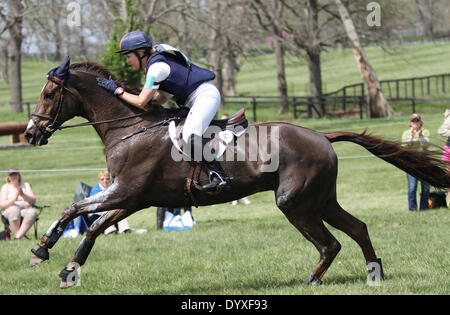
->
xmin=305 ymin=0 xmax=324 ymax=117
xmin=52 ymin=1 xmax=62 ymax=61
xmin=0 ymin=41 xmax=8 ymax=84
xmin=335 ymin=0 xmax=393 ymax=118
xmin=208 ymin=3 xmax=223 ymax=106
xmin=275 ymin=39 xmax=288 ymax=115
xmin=306 ymin=47 xmax=324 ymax=117
xmin=8 ymin=0 xmax=24 ymax=113
xmin=222 ymin=54 xmax=237 ymax=96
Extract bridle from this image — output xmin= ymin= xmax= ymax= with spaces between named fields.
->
xmin=31 ymin=77 xmax=69 ymax=138
xmin=30 ymin=76 xmax=175 ymax=139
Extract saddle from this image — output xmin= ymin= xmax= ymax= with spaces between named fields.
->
xmin=168 ymin=108 xmax=249 ymax=206
xmin=210 ymin=108 xmax=248 ymax=130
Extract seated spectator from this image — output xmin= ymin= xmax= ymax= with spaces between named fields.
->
xmin=63 ymin=171 xmax=146 ymax=237
xmin=89 ymin=170 xmax=132 ymax=234
xmin=0 ymin=168 xmax=37 ymax=239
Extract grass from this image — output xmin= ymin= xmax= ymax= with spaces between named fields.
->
xmin=0 ymin=108 xmax=449 ymax=295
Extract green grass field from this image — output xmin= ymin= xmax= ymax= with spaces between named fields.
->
xmin=0 ymin=111 xmax=449 ymax=295
xmin=0 ymin=43 xmax=449 ymax=295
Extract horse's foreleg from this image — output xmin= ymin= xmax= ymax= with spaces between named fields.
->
xmin=30 ymin=203 xmax=90 ymax=267
xmin=59 ymin=209 xmax=135 ymax=289
xmin=30 ymin=186 xmax=123 ymax=267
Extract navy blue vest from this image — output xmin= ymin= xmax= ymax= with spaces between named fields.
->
xmin=146 ymin=53 xmax=216 ymax=106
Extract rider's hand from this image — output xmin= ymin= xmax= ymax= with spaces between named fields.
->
xmin=96 ymin=76 xmax=118 ymax=94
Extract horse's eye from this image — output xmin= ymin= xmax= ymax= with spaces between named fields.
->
xmin=44 ymin=93 xmax=55 ymax=99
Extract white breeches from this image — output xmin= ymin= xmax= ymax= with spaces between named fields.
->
xmin=182 ymin=82 xmax=221 ymax=144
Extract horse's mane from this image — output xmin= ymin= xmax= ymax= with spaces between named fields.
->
xmin=70 ymin=62 xmax=142 ymax=95
xmin=69 ymin=61 xmax=180 ymax=117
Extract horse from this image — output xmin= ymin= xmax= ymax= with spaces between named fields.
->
xmin=24 ymin=58 xmax=450 ymax=289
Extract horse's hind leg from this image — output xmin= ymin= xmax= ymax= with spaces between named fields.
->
xmin=322 ymin=199 xmax=384 ymax=282
xmin=288 ymin=214 xmax=342 ymax=285
xmin=59 ymin=208 xmax=135 ymax=289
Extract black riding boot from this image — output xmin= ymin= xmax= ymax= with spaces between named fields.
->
xmin=186 ymin=134 xmax=231 ymax=194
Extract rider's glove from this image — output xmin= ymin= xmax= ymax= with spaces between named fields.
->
xmin=96 ymin=75 xmax=119 ymax=94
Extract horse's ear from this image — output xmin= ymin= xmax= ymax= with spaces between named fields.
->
xmin=46 ymin=56 xmax=70 ymax=80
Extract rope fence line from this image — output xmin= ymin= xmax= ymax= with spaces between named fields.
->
xmin=0 ymin=155 xmax=379 ymax=174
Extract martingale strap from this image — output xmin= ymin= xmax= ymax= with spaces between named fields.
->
xmin=184 ymin=162 xmax=214 ymax=207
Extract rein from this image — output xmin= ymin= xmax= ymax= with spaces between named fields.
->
xmin=57 ymin=111 xmax=151 ymax=130
xmin=31 ymin=77 xmax=161 ymax=136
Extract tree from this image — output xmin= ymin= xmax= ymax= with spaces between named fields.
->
xmin=100 ymin=1 xmax=149 ymax=86
xmin=0 ymin=1 xmax=25 ymax=112
xmin=335 ymin=0 xmax=393 ymax=118
xmin=0 ymin=37 xmax=8 ymax=84
xmin=252 ymin=0 xmax=345 ymax=117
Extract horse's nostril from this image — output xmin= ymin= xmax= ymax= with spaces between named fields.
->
xmin=24 ymin=131 xmax=32 ymax=140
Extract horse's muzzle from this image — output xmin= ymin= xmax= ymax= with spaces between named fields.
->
xmin=24 ymin=124 xmax=49 ymax=146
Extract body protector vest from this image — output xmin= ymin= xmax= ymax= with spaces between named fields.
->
xmin=146 ymin=44 xmax=216 ymax=106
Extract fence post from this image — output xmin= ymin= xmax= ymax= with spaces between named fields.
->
xmin=343 ymin=89 xmax=346 ymax=112
xmin=252 ymin=97 xmax=257 ymax=122
xmin=292 ymin=97 xmax=297 ymax=119
xmin=442 ymin=74 xmax=446 ymax=93
xmin=307 ymin=97 xmax=312 ymax=118
xmin=26 ymin=102 xmax=31 ymax=119
xmin=358 ymin=96 xmax=362 ymax=119
xmin=396 ymin=80 xmax=400 ymax=99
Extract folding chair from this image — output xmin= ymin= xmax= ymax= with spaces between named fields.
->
xmin=1 ymin=204 xmax=49 ymax=240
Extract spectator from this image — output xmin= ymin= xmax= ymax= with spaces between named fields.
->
xmin=231 ymin=197 xmax=251 ymax=206
xmin=401 ymin=113 xmax=430 ymax=211
xmin=0 ymin=167 xmax=37 ymax=239
xmin=90 ymin=170 xmax=137 ymax=234
xmin=63 ymin=171 xmax=146 ymax=237
xmin=438 ymin=109 xmax=450 ymax=206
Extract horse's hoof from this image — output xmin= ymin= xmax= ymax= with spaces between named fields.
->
xmin=303 ymin=273 xmax=323 ymax=286
xmin=58 ymin=263 xmax=81 ymax=289
xmin=59 ymin=280 xmax=74 ymax=290
xmin=30 ymin=244 xmax=49 ymax=267
xmin=29 ymin=254 xmax=45 ymax=267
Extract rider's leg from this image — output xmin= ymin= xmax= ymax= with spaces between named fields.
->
xmin=181 ymin=83 xmax=230 ymax=192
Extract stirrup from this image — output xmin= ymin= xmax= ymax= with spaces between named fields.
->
xmin=202 ymin=171 xmax=230 ymax=193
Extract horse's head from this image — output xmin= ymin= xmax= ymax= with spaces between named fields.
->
xmin=25 ymin=56 xmax=81 ymax=146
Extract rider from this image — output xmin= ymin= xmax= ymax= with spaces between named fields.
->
xmin=96 ymin=31 xmax=230 ymax=192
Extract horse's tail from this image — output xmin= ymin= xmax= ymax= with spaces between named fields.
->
xmin=323 ymin=130 xmax=450 ymax=189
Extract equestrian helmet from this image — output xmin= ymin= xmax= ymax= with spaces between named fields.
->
xmin=116 ymin=31 xmax=152 ymax=55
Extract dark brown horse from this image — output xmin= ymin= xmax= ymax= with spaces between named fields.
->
xmin=25 ymin=59 xmax=450 ymax=289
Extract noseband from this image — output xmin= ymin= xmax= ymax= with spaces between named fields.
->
xmin=31 ymin=78 xmax=68 ymax=138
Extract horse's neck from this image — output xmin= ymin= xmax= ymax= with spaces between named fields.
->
xmin=70 ymin=72 xmax=170 ymax=146
xmin=83 ymin=95 xmax=170 ymax=147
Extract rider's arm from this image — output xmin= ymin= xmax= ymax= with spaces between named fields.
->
xmin=119 ymin=62 xmax=170 ymax=109
xmin=118 ymin=88 xmax=156 ymax=110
